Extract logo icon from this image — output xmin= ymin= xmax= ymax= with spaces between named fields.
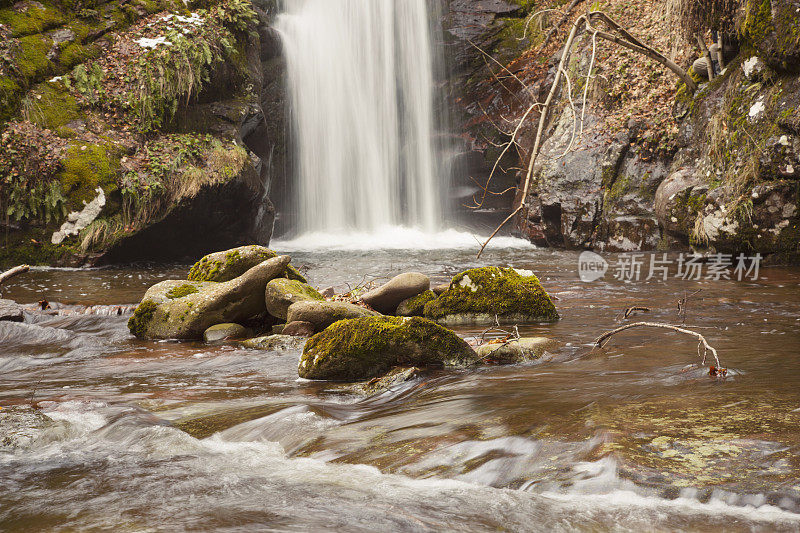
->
xmin=578 ymin=251 xmax=608 ymax=282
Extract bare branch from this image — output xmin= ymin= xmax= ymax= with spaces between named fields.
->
xmin=0 ymin=264 xmax=29 ymax=285
xmin=541 ymin=0 xmax=585 ymax=49
xmin=593 ymin=321 xmax=721 ymax=368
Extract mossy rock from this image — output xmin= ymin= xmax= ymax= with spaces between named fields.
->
xmin=17 ymin=34 xmax=54 ymax=80
xmin=264 ymin=278 xmax=323 ymax=320
xmin=298 ymin=316 xmax=477 ymax=381
xmin=0 ymin=4 xmax=65 ymax=37
xmin=26 ymin=83 xmax=80 ymax=130
xmin=188 ymin=245 xmax=307 ymax=283
xmin=128 ymin=256 xmax=290 ymax=340
xmin=0 ymin=76 xmax=22 ymax=123
xmin=423 ymin=267 xmax=559 ymax=325
xmin=58 ymin=144 xmax=119 ymax=211
xmin=740 ymin=0 xmax=800 ymax=72
xmin=395 ymin=290 xmax=436 ymax=317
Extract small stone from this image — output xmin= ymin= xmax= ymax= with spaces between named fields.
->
xmin=265 ymin=278 xmax=324 ymax=320
xmin=203 ymin=323 xmax=249 ymax=342
xmin=282 ymin=320 xmax=315 ymax=337
xmin=432 ymin=283 xmax=450 ymax=295
xmin=286 ymin=300 xmax=379 ymax=332
xmin=475 ymin=337 xmax=559 ymax=364
xmin=241 ymin=334 xmax=305 ymax=351
xmin=360 ymin=272 xmax=430 ymax=314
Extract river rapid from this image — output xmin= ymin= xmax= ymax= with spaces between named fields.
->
xmin=1 ymin=241 xmax=800 ymax=531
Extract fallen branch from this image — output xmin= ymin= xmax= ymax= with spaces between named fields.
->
xmin=593 ymin=321 xmax=721 ymax=368
xmin=0 ymin=264 xmax=29 ymax=285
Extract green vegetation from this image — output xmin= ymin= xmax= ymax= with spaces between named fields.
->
xmin=166 ymin=283 xmax=200 ymax=299
xmin=0 ymin=4 xmax=65 ymax=37
xmin=58 ymin=144 xmax=119 ymax=210
xmin=23 ymin=83 xmax=80 ymax=130
xmin=17 ymin=35 xmax=54 ymax=80
xmin=127 ymin=300 xmax=158 ymax=338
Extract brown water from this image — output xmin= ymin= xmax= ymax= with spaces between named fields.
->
xmin=1 ymin=247 xmax=799 ymax=532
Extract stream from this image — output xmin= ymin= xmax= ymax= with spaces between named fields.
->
xmin=1 ymin=243 xmax=799 ymax=531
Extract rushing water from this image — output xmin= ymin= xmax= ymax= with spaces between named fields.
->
xmin=2 ymin=246 xmax=800 ymax=531
xmin=276 ymin=0 xmax=447 ymax=234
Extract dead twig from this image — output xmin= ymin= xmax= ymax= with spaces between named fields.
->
xmin=620 ymin=306 xmax=650 ymax=320
xmin=677 ymin=289 xmax=702 ymax=323
xmin=593 ymin=321 xmax=721 ymax=368
xmin=0 ymin=264 xmax=29 ymax=285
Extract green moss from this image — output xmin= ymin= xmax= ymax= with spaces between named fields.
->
xmin=395 ymin=290 xmax=436 ymax=317
xmin=0 ymin=76 xmax=21 ymax=123
xmin=166 ymin=283 xmax=199 ymax=299
xmin=25 ymin=84 xmax=79 ymax=129
xmin=741 ymin=0 xmax=775 ymax=49
xmin=128 ymin=300 xmax=157 ymax=338
xmin=299 ymin=316 xmax=476 ymax=381
xmin=0 ymin=227 xmax=80 ymax=268
xmin=58 ymin=144 xmax=120 ymax=211
xmin=57 ymin=42 xmax=101 ymax=69
xmin=423 ymin=267 xmax=559 ymax=322
xmin=0 ymin=5 xmax=65 ymax=37
xmin=17 ymin=34 xmax=54 ymax=80
xmin=188 ymin=245 xmax=281 ymax=282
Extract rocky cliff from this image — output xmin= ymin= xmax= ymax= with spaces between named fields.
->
xmin=448 ymin=0 xmax=799 ymax=262
xmin=0 ymin=0 xmax=283 ymax=266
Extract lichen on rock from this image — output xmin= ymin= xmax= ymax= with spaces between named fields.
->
xmin=298 ymin=316 xmax=477 ymax=381
xmin=423 ymin=267 xmax=559 ymax=325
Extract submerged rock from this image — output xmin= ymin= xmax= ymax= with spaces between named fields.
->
xmin=0 ymin=406 xmax=56 ymax=451
xmin=128 ymin=256 xmax=290 ymax=340
xmin=241 ymin=334 xmax=306 ymax=351
xmin=298 ymin=316 xmax=476 ymax=381
xmin=395 ymin=290 xmax=436 ymax=317
xmin=333 ymin=366 xmax=423 ymax=396
xmin=203 ymin=323 xmax=249 ymax=343
xmin=265 ymin=278 xmax=324 ymax=320
xmin=475 ymin=337 xmax=559 ymax=364
xmin=286 ymin=300 xmax=379 ymax=332
xmin=360 ymin=272 xmax=430 ymax=314
xmin=188 ymin=245 xmax=307 ymax=284
xmin=0 ymin=299 xmax=24 ymax=322
xmin=423 ymin=267 xmax=559 ymax=325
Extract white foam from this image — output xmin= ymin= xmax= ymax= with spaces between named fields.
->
xmin=272 ymin=226 xmax=534 ymax=252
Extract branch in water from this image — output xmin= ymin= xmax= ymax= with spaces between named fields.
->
xmin=593 ymin=321 xmax=722 ymax=369
xmin=0 ymin=264 xmax=29 ymax=285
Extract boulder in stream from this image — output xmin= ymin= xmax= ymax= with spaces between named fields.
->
xmin=298 ymin=316 xmax=476 ymax=381
xmin=474 ymin=337 xmax=560 ymax=364
xmin=241 ymin=334 xmax=306 ymax=351
xmin=360 ymin=272 xmax=430 ymax=314
xmin=282 ymin=320 xmax=316 ymax=337
xmin=423 ymin=267 xmax=559 ymax=325
xmin=286 ymin=300 xmax=379 ymax=331
xmin=265 ymin=278 xmax=324 ymax=320
xmin=188 ymin=245 xmax=307 ymax=283
xmin=0 ymin=299 xmax=24 ymax=322
xmin=128 ymin=256 xmax=290 ymax=340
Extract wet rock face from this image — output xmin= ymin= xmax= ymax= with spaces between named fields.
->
xmin=516 ymin=110 xmax=667 ymax=251
xmin=298 ymin=316 xmax=476 ymax=381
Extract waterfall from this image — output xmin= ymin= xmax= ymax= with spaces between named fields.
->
xmin=276 ymin=0 xmax=447 ymax=235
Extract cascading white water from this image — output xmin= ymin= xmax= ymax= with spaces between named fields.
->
xmin=276 ymin=0 xmax=445 ymax=235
